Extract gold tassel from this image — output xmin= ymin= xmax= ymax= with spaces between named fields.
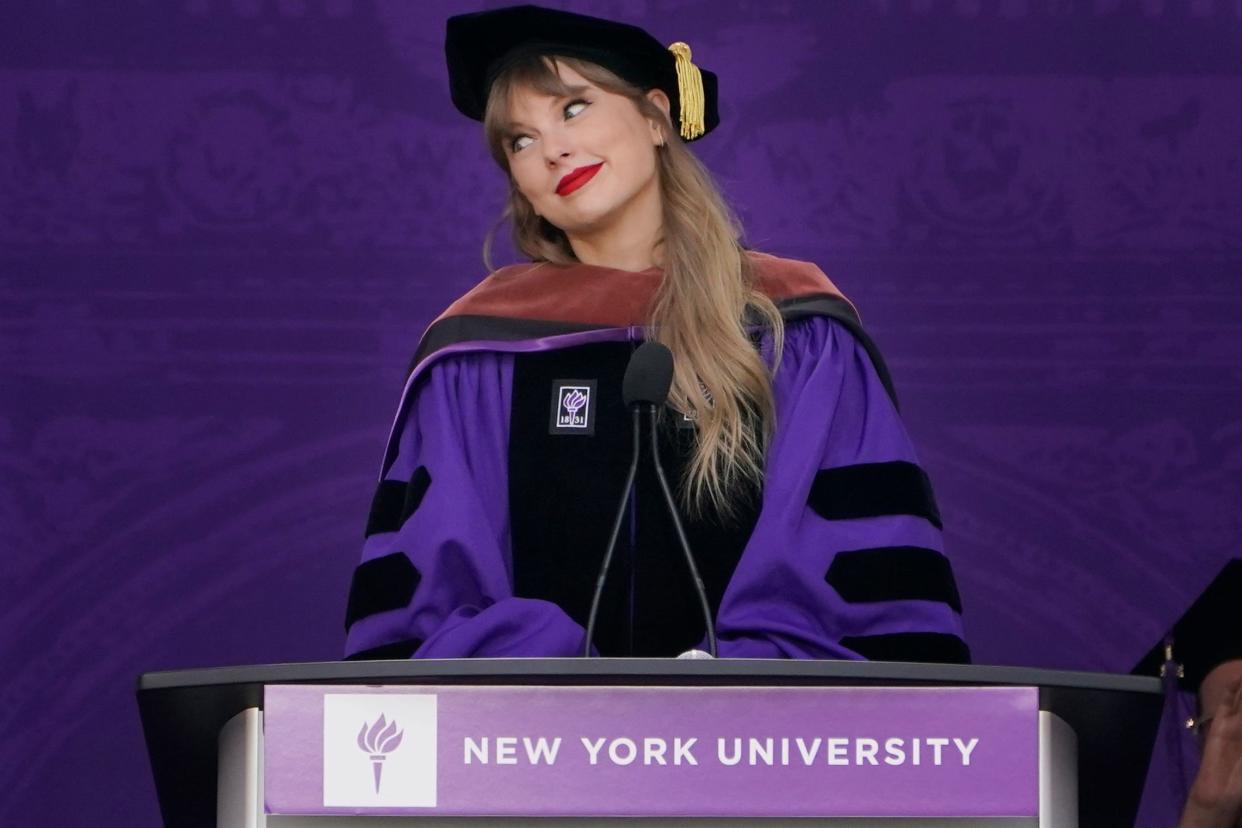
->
xmin=667 ymin=41 xmax=705 ymax=141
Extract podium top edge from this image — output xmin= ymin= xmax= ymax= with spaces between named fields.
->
xmin=136 ymin=657 xmax=1162 ymax=696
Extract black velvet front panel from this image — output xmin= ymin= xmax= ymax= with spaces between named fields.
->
xmin=508 ymin=342 xmax=759 ymax=657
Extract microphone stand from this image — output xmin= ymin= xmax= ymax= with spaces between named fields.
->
xmin=647 ymin=406 xmax=718 ymax=658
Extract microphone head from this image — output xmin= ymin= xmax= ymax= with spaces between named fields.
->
xmin=622 ymin=341 xmax=674 ymax=407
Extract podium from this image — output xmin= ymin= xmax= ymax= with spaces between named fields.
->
xmin=137 ymin=659 xmax=1162 ymax=827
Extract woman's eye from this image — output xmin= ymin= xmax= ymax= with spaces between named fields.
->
xmin=510 ymin=134 xmax=533 ymax=152
xmin=564 ymin=99 xmax=588 ymax=118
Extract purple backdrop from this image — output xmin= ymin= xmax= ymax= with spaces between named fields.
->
xmin=3 ymin=1 xmax=1240 ymax=825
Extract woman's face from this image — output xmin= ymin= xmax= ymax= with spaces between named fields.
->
xmin=503 ymin=62 xmax=669 ymax=241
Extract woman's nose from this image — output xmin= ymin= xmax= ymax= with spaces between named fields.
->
xmin=546 ymin=148 xmax=571 ymax=167
xmin=542 ymin=132 xmax=573 ymax=166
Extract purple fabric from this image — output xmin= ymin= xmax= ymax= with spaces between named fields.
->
xmin=382 ymin=326 xmax=639 ymax=481
xmin=347 ymin=313 xmax=962 ymax=660
xmin=716 ymin=315 xmax=962 ymax=658
xmin=345 ymin=350 xmax=587 ymax=658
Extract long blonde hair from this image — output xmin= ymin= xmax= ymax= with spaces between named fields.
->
xmin=482 ymin=54 xmax=784 ymax=521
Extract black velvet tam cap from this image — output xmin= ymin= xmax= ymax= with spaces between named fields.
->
xmin=1132 ymin=559 xmax=1242 ymax=694
xmin=444 ymin=4 xmax=719 ymax=141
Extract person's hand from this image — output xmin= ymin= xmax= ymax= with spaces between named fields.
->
xmin=1180 ymin=681 xmax=1242 ymax=828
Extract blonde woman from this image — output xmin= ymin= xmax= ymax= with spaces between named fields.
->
xmin=343 ymin=5 xmax=968 ymax=662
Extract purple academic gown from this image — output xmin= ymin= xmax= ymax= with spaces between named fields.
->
xmin=343 ymin=311 xmax=968 ymax=661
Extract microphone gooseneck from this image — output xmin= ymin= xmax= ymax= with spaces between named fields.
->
xmin=647 ymin=404 xmax=718 ymax=658
xmin=628 ymin=341 xmax=718 ymax=658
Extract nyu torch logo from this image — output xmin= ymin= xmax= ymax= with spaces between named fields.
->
xmin=324 ymin=693 xmax=436 ymax=807
xmin=560 ymin=388 xmax=589 ymax=426
xmin=357 ymin=714 xmax=404 ymax=793
xmin=550 ymin=380 xmax=596 ymax=435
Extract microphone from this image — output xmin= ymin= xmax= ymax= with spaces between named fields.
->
xmin=621 ymin=340 xmax=675 ymax=408
xmin=633 ymin=342 xmax=718 ymax=658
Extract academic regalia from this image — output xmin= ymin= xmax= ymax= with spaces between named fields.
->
xmin=343 ymin=251 xmax=969 ymax=661
xmin=1133 ymin=559 xmax=1242 ymax=697
xmin=1130 ymin=559 xmax=1242 ymax=824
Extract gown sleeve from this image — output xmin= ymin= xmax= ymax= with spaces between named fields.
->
xmin=713 ymin=315 xmax=970 ymax=662
xmin=342 ymin=351 xmax=589 ymax=659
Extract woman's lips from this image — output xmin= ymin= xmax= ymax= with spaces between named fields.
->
xmin=557 ymin=163 xmax=603 ymax=196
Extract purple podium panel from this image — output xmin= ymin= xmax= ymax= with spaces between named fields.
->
xmin=263 ymin=684 xmax=1039 ymax=819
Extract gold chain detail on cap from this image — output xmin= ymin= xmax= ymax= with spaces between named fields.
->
xmin=667 ymin=41 xmax=705 ymax=140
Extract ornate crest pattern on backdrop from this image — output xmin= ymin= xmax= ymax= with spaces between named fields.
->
xmin=2 ymin=2 xmax=1240 ymax=825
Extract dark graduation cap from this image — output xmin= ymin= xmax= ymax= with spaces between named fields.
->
xmin=444 ymin=4 xmax=719 ymax=142
xmin=1132 ymin=559 xmax=1242 ymax=693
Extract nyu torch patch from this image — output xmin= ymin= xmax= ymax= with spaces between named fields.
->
xmin=549 ymin=380 xmax=597 ymax=435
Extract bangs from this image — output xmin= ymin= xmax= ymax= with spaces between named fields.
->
xmin=496 ymin=53 xmax=578 ymax=111
xmin=483 ymin=54 xmax=635 ymax=163
xmin=487 ymin=55 xmax=579 ymax=133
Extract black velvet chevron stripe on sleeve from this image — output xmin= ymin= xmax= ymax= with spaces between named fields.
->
xmin=825 ymin=546 xmax=962 ymax=613
xmin=808 ymin=461 xmax=942 ymax=529
xmin=839 ymin=631 xmax=971 ymax=664
xmin=343 ymin=552 xmax=421 ymax=631
xmin=364 ymin=466 xmax=432 ymax=537
xmin=344 ymin=638 xmax=424 ymax=660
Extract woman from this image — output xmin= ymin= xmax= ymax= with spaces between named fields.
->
xmin=343 ymin=5 xmax=969 ymax=662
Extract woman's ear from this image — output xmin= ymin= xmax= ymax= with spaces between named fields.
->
xmin=646 ymin=88 xmax=672 ymax=144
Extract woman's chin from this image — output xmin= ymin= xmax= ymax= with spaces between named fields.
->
xmin=552 ymin=206 xmax=621 ymax=237
xmin=568 ymin=193 xmax=643 ymax=231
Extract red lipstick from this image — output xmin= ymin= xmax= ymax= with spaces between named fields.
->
xmin=557 ymin=163 xmax=603 ymax=196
